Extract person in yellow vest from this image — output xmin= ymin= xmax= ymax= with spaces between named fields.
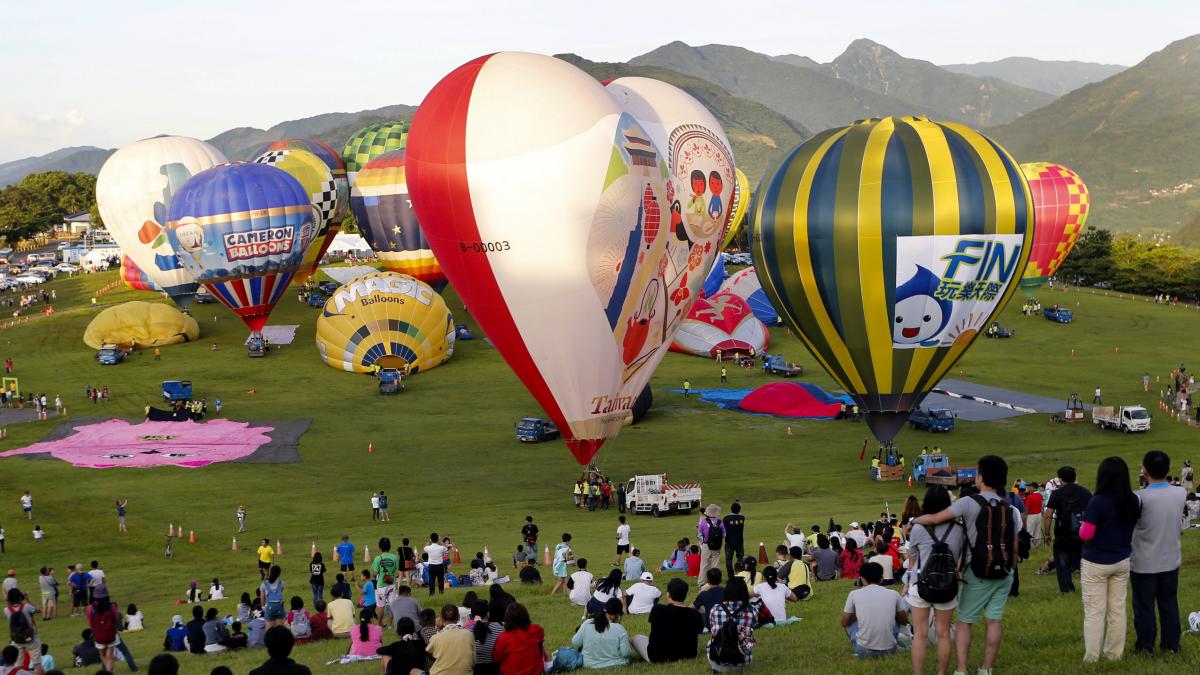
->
xmin=683 ymin=379 xmax=691 ymax=397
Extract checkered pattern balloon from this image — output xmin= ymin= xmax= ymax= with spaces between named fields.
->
xmin=1019 ymin=162 xmax=1090 ymax=291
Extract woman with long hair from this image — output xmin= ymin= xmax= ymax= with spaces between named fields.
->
xmin=837 ymin=538 xmax=864 ymax=580
xmin=586 ymin=569 xmax=624 ymax=616
xmin=493 ymin=603 xmax=546 ymax=675
xmin=1079 ymin=456 xmax=1140 ymax=662
xmin=751 ymin=565 xmax=795 ymax=624
xmin=470 ymin=600 xmax=503 ymax=674
xmin=349 ymin=606 xmax=382 ymax=656
xmin=901 ymin=494 xmax=922 ymax=529
xmin=86 ymin=594 xmax=120 ymax=671
xmin=906 ymin=484 xmax=964 ymax=675
xmin=259 ymin=564 xmax=286 ymax=628
xmin=569 ymin=597 xmax=630 ymax=669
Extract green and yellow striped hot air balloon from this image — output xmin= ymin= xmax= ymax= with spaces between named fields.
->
xmin=342 ymin=121 xmax=409 ymax=186
xmin=751 ymin=116 xmax=1033 ymax=444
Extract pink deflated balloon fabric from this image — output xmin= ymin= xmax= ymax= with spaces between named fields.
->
xmin=0 ymin=419 xmax=273 ymax=468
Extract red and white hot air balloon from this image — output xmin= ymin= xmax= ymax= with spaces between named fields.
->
xmin=407 ymin=53 xmax=736 ymax=464
xmin=670 ymin=290 xmax=769 ymax=358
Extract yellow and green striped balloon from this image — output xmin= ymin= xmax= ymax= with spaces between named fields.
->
xmin=751 ymin=116 xmax=1033 ymax=443
xmin=342 ymin=121 xmax=409 ymax=186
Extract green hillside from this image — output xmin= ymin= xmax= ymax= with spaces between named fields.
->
xmin=558 ymin=54 xmax=811 ymax=182
xmin=990 ymin=34 xmax=1200 ymax=234
xmin=208 ymin=104 xmax=418 ymax=160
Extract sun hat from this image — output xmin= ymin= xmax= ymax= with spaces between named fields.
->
xmin=704 ymin=504 xmax=721 ymax=518
xmin=172 ymin=614 xmax=184 ymax=627
xmin=640 ymin=572 xmax=653 ymax=582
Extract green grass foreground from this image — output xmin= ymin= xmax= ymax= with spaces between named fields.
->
xmin=0 ymin=271 xmax=1198 ymax=674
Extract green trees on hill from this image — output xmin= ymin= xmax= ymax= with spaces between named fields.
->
xmin=1060 ymin=227 xmax=1200 ymax=298
xmin=0 ymin=171 xmax=97 ymax=242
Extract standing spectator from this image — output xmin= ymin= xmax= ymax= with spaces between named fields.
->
xmin=1130 ymin=450 xmax=1186 ymax=656
xmin=1024 ymin=483 xmax=1044 ymax=546
xmin=377 ymin=491 xmax=390 ymax=522
xmin=19 ymin=492 xmax=31 ymax=521
xmin=259 ymin=565 xmax=287 ymax=629
xmin=335 ymin=535 xmax=356 ymax=574
xmin=1078 ymin=457 xmax=1139 ymax=662
xmin=2 ymin=571 xmax=16 ymax=595
xmin=492 ymin=603 xmax=544 ymax=675
xmin=706 ymin=577 xmax=756 ymax=672
xmin=370 ymin=493 xmax=380 ymax=521
xmin=913 ymin=455 xmax=1021 ymax=675
xmin=549 ymin=533 xmax=573 ymax=597
xmin=424 ymin=533 xmax=448 ymax=596
xmin=697 ymin=505 xmax=726 ymax=586
xmin=616 ymin=482 xmax=626 ymax=514
xmin=86 ymin=594 xmax=120 ymax=672
xmin=236 ymin=506 xmax=246 ymax=533
xmin=115 ymin=499 xmax=128 ymax=533
xmin=36 ymin=567 xmax=56 ymax=621
xmin=4 ymin=588 xmax=41 ymax=675
xmin=1181 ymin=461 xmax=1194 ymax=494
xmin=612 ymin=516 xmax=631 ymax=567
xmin=85 ymin=561 xmax=104 ymax=603
xmin=308 ymin=553 xmax=326 ymax=607
xmin=722 ymin=501 xmax=746 ymax=582
xmin=1092 ymin=386 xmax=1102 ymax=404
xmin=257 ymin=539 xmax=275 ymax=580
xmin=841 ymin=562 xmax=907 ymax=658
xmin=5 ymin=358 xmax=12 ymax=375
xmin=153 ymin=347 xmax=161 ymax=361
xmin=426 ymin=605 xmax=474 ymax=674
xmin=1045 ymin=466 xmax=1092 ymax=593
xmin=67 ymin=565 xmax=88 ymax=618
xmin=0 ymin=526 xmax=5 ymax=553
xmin=248 ymin=627 xmax=312 ymax=675
xmin=520 ymin=517 xmax=538 ymax=554
xmin=905 ymin=485 xmax=964 ymax=675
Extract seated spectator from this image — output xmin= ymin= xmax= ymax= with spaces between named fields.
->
xmin=586 ymin=571 xmax=625 ymax=617
xmin=73 ymin=629 xmax=101 ymax=668
xmin=868 ymin=542 xmax=895 ymax=585
xmin=38 ymin=643 xmax=54 ymax=673
xmin=810 ymin=535 xmax=839 ymax=581
xmin=567 ymin=559 xmax=594 ymax=611
xmin=487 ymin=585 xmax=516 ymax=629
xmin=162 ymin=616 xmax=187 ymax=652
xmin=685 ymin=546 xmax=701 ymax=578
xmin=779 ymin=546 xmax=812 ymax=600
xmin=511 ymin=545 xmax=530 ymax=569
xmin=247 ymin=609 xmax=267 ymax=648
xmin=326 ymin=588 xmax=354 ymax=638
xmin=286 ymin=597 xmax=311 ymax=643
xmin=330 ymin=574 xmax=352 ymax=603
xmin=632 ymin=578 xmax=703 ymax=663
xmin=569 ymin=598 xmax=630 ymax=669
xmin=124 ymin=604 xmax=144 ymax=632
xmin=236 ymin=593 xmax=253 ymax=624
xmin=308 ymin=601 xmax=332 ymax=641
xmin=208 ymin=579 xmax=225 ymax=601
xmin=468 ymin=601 xmax=502 ymax=674
xmin=202 ymin=607 xmax=232 ymax=653
xmin=228 ymin=621 xmax=248 ymax=650
xmin=693 ymin=569 xmax=725 ymax=630
xmin=185 ymin=606 xmax=206 ymax=654
xmin=752 ymin=566 xmax=796 ymax=624
xmin=248 ymin=626 xmax=312 ymax=675
xmin=706 ymin=578 xmax=757 ymax=671
xmin=840 ymin=562 xmax=908 ymax=658
xmin=147 ymin=653 xmax=179 ymax=675
xmin=457 ymin=592 xmax=479 ymax=628
xmin=736 ymin=557 xmax=762 ymax=589
xmin=837 ymin=540 xmax=864 ymax=582
xmin=184 ymin=581 xmax=202 ymax=604
xmin=1 ymin=646 xmax=31 ymax=675
xmin=493 ymin=603 xmax=544 ymax=675
xmin=624 ymin=572 xmax=661 ymax=615
xmin=349 ymin=607 xmax=383 ymax=657
xmin=389 ymin=586 xmax=421 ymax=628
xmin=377 ymin=618 xmax=426 ymax=675
xmin=660 ymin=540 xmax=687 ymax=571
xmin=417 ymin=609 xmax=438 ymax=645
xmin=518 ymin=559 xmax=542 ymax=585
xmin=622 ymin=549 xmax=645 ymax=581
xmin=426 ymin=605 xmax=474 ymax=673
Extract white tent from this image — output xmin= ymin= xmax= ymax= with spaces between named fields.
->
xmin=324 ymin=233 xmax=372 ymax=257
xmin=81 ymin=248 xmax=118 ymax=271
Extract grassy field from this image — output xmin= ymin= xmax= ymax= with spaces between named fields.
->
xmin=0 ymin=270 xmax=1198 ymax=674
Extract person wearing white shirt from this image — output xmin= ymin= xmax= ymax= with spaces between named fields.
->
xmin=613 ymin=516 xmax=632 ymax=566
xmin=568 ymin=559 xmax=594 ymax=609
xmin=624 ymin=572 xmax=662 ymax=615
xmin=784 ymin=523 xmax=806 ymax=552
xmin=846 ymin=523 xmax=869 ymax=550
xmin=753 ymin=566 xmax=796 ymax=622
xmin=423 ymin=533 xmax=448 ymax=596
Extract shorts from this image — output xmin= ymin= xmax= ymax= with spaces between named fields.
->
xmin=616 ymin=544 xmax=630 ymax=555
xmin=265 ymin=602 xmax=286 ymax=621
xmin=94 ymin=636 xmax=121 ymax=649
xmin=258 ymin=561 xmax=271 ymax=571
xmin=375 ymin=588 xmax=389 ymax=606
xmin=906 ymin=585 xmax=958 ymax=612
xmin=956 ymin=569 xmax=1013 ymax=624
xmin=14 ymin=640 xmax=41 ymax=662
xmin=341 ymin=563 xmax=355 ymax=572
xmin=73 ymin=590 xmax=87 ymax=607
xmin=40 ymin=592 xmax=54 ymax=604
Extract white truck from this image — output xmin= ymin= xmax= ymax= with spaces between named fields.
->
xmin=625 ymin=474 xmax=702 ymax=517
xmin=1091 ymin=405 xmax=1151 ymax=433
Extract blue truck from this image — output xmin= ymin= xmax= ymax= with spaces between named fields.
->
xmin=95 ymin=345 xmax=127 ymax=365
xmin=1044 ymin=306 xmax=1073 ymax=323
xmin=516 ymin=418 xmax=559 ymax=443
xmin=161 ymin=380 xmax=192 ymax=402
xmin=909 ymin=407 xmax=956 ymax=432
xmin=762 ymin=354 xmax=803 ymax=377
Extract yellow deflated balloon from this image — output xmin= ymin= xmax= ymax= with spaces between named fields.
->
xmin=83 ymin=301 xmax=200 ymax=350
xmin=722 ymin=168 xmax=751 ymax=250
xmin=315 ymin=272 xmax=455 ymax=374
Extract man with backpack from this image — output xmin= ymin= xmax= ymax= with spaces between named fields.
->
xmin=371 ymin=538 xmax=400 ymax=623
xmin=778 ymin=546 xmax=812 ymax=601
xmin=913 ymin=455 xmax=1021 ymax=675
xmin=1044 ymin=466 xmax=1092 ymax=593
xmin=3 ymin=588 xmax=40 ymax=675
xmin=696 ymin=505 xmax=725 ymax=587
xmin=377 ymin=491 xmax=390 ymax=522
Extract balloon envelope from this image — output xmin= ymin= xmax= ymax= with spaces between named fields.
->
xmin=253 ymin=147 xmax=341 ymax=282
xmin=96 ymin=136 xmax=227 ymax=309
xmin=720 ymin=266 xmax=780 ymax=325
xmin=406 ymin=53 xmax=735 ymax=464
xmin=120 ymin=256 xmax=161 ymax=293
xmin=722 ymin=168 xmax=751 ymax=250
xmin=752 ymin=116 xmax=1032 ymax=443
xmin=165 ymin=162 xmax=316 ymax=333
xmin=83 ymin=301 xmax=199 ymax=350
xmin=342 ymin=121 xmax=409 ymax=185
xmin=670 ymin=290 xmax=768 ymax=358
xmin=315 ymin=272 xmax=455 ymax=373
xmin=1019 ymin=162 xmax=1089 ymax=293
xmin=349 ymin=150 xmax=446 ymax=290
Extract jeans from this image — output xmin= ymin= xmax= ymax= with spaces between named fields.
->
xmin=311 ymin=583 xmax=324 ymax=607
xmin=725 ymin=543 xmax=745 ymax=581
xmin=845 ymin=622 xmax=900 ymax=658
xmin=1130 ymin=568 xmax=1181 ymax=653
xmin=428 ymin=563 xmax=445 ymax=595
xmin=1081 ymin=559 xmax=1129 ymax=661
xmin=1054 ymin=544 xmax=1082 ymax=592
xmin=117 ymin=637 xmax=139 ymax=671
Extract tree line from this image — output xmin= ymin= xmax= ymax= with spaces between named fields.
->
xmin=0 ymin=171 xmax=100 ymax=243
xmin=1058 ymin=227 xmax=1200 ymax=299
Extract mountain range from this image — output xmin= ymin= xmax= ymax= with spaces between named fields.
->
xmin=4 ymin=36 xmax=1194 ymax=236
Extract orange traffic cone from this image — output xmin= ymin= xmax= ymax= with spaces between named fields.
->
xmin=368 ymin=443 xmax=374 ymax=454
xmin=483 ymin=546 xmax=492 ymax=564
xmin=757 ymin=542 xmax=768 ymax=565
xmin=364 ymin=545 xmax=372 ymax=564
xmin=543 ymin=546 xmax=551 ymax=565
xmin=232 ymin=537 xmax=238 ymax=551
xmin=453 ymin=546 xmax=461 ymax=564
xmin=311 ymin=541 xmax=317 ymax=556
xmin=168 ymin=523 xmax=174 ymax=537
xmin=188 ymin=530 xmax=196 ymax=543
xmin=276 ymin=540 xmax=282 ymax=556
xmin=908 ymin=475 xmax=913 ymax=488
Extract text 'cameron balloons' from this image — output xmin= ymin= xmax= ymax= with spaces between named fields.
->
xmin=406 ymin=52 xmax=735 ymax=465
xmin=315 ymin=272 xmax=455 ymax=374
xmin=96 ymin=136 xmax=227 ymax=310
xmin=349 ymin=150 xmax=446 ymax=291
xmin=253 ymin=147 xmax=341 ymax=283
xmin=342 ymin=121 xmax=409 ymax=185
xmin=165 ymin=162 xmax=316 ymax=333
xmin=1019 ymin=162 xmax=1089 ymax=293
xmin=722 ymin=168 xmax=751 ymax=250
xmin=752 ymin=116 xmax=1032 ymax=444
xmin=120 ymin=256 xmax=161 ymax=293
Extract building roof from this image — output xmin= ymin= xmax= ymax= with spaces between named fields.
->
xmin=64 ymin=212 xmax=91 ymax=223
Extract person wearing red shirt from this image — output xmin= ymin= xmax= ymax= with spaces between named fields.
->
xmin=1024 ymin=483 xmax=1045 ymax=546
xmin=492 ymin=603 xmax=545 ymax=675
xmin=685 ymin=546 xmax=701 ymax=578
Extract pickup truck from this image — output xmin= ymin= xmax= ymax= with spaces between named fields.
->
xmin=516 ymin=418 xmax=559 ymax=443
xmin=161 ymin=380 xmax=192 ymax=402
xmin=625 ymin=474 xmax=702 ymax=517
xmin=1044 ymin=307 xmax=1073 ymax=323
xmin=909 ymin=408 xmax=956 ymax=432
xmin=1092 ymin=405 xmax=1151 ymax=433
xmin=95 ymin=345 xmax=127 ymax=365
xmin=762 ymin=354 xmax=803 ymax=377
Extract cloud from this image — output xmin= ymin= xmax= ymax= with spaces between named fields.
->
xmin=0 ymin=111 xmax=109 ymax=163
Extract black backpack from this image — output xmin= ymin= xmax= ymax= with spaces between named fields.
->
xmin=916 ymin=523 xmax=961 ymax=603
xmin=7 ymin=604 xmax=34 ymax=644
xmin=704 ymin=518 xmax=723 ymax=549
xmin=709 ymin=602 xmax=745 ymax=665
xmin=968 ymin=495 xmax=1013 ymax=580
xmin=1062 ymin=492 xmax=1089 ymax=544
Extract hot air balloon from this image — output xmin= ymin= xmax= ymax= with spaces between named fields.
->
xmin=349 ymin=151 xmax=446 ymax=290
xmin=164 ymin=162 xmax=316 ymax=335
xmin=407 ymin=53 xmax=735 ymax=465
xmin=83 ymin=301 xmax=199 ymax=350
xmin=252 ymin=138 xmax=350 ymax=274
xmin=96 ymin=136 xmax=227 ymax=310
xmin=314 ymin=272 xmax=455 ymax=373
xmin=1018 ymin=162 xmax=1089 ymax=294
xmin=701 ymin=252 xmax=726 ymax=298
xmin=752 ymin=116 xmax=1032 ymax=444
xmin=670 ymin=291 xmax=768 ymax=358
xmin=342 ymin=121 xmax=409 ymax=186
xmin=722 ymin=168 xmax=751 ymax=250
xmin=120 ymin=256 xmax=162 ymax=293
xmin=253 ymin=147 xmax=341 ymax=283
xmin=720 ymin=267 xmax=780 ymax=325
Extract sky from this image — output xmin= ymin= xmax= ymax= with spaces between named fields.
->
xmin=0 ymin=0 xmax=1196 ymax=163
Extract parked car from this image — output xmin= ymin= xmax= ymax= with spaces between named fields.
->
xmin=515 ymin=417 xmax=559 ymax=442
xmin=194 ymin=287 xmax=216 ymax=304
xmin=52 ymin=263 xmax=78 ymax=274
xmin=13 ymin=274 xmax=45 ymax=285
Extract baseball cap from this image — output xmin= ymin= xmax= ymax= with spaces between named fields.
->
xmin=849 ymin=522 xmax=859 ymax=528
xmin=640 ymin=572 xmax=653 ymax=582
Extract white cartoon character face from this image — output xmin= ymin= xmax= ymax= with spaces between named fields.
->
xmin=893 ymin=295 xmax=945 ymax=344
xmin=174 ymin=217 xmax=204 ymax=253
